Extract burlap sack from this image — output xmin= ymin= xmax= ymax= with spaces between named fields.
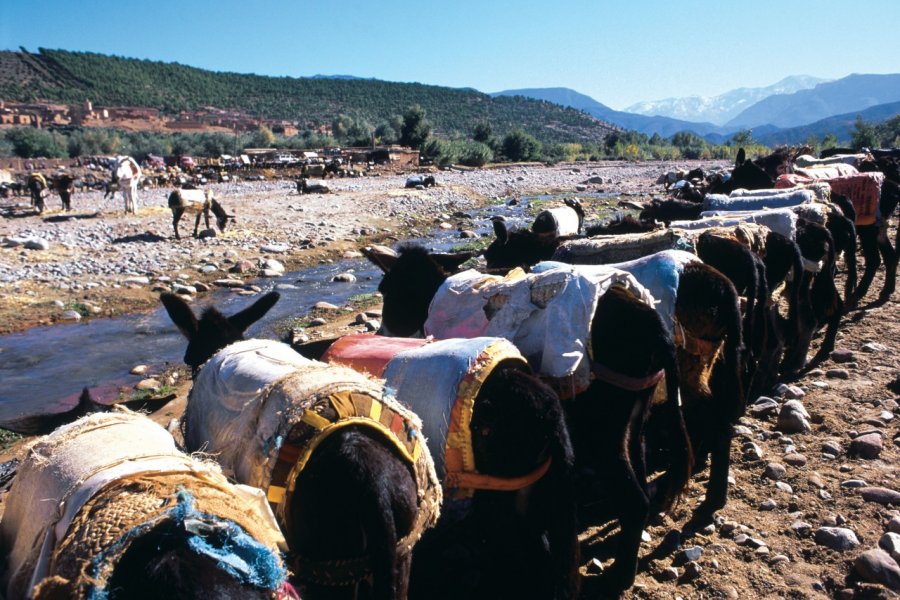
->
xmin=0 ymin=411 xmax=286 ymax=600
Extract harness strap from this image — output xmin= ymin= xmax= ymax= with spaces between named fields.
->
xmin=445 ymin=457 xmax=552 ymax=493
xmin=590 ymin=362 xmax=665 ymax=392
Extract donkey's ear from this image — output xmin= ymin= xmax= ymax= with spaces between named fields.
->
xmin=229 ymin=291 xmax=280 ymax=333
xmin=362 ymin=245 xmax=399 ymax=273
xmin=491 ymin=216 xmax=509 ymax=246
xmin=431 ymin=251 xmax=475 ymax=273
xmin=161 ymin=293 xmax=198 ymax=340
xmin=736 ymin=148 xmax=746 ymax=167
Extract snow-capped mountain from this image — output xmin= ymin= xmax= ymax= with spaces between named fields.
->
xmin=624 ymin=75 xmax=828 ymax=126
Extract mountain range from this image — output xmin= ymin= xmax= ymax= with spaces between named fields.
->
xmin=494 ymin=73 xmax=900 ymax=144
xmin=624 ymin=75 xmax=828 ymax=126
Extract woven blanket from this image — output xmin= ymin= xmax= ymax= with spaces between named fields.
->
xmin=825 ymin=172 xmax=885 ymax=226
xmin=0 ymin=411 xmax=286 ymax=600
xmin=424 ymin=266 xmax=653 ymax=382
xmin=382 ymin=338 xmax=525 ymax=490
xmin=186 ymin=339 xmax=441 ymax=547
xmin=672 ymin=207 xmax=797 ymax=240
xmin=730 ymin=183 xmax=831 ymax=203
xmin=702 ymin=189 xmax=814 ymax=212
xmin=794 ymin=154 xmax=867 ymax=168
xmin=552 ymin=228 xmax=696 ymax=265
xmin=794 ymin=163 xmax=858 ymax=179
xmin=535 ymin=250 xmax=698 ymax=334
xmin=322 ymin=334 xmax=432 ymax=377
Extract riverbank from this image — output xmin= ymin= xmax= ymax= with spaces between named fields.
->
xmin=0 ymin=160 xmax=698 ymax=336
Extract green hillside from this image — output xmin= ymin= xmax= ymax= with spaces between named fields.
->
xmin=0 ymin=48 xmax=616 ymax=145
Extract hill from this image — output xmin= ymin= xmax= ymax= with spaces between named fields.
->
xmin=624 ymin=75 xmax=827 ymax=125
xmin=726 ymin=73 xmax=900 ymax=129
xmin=0 ymin=49 xmax=617 ymax=145
xmin=755 ymin=100 xmax=900 ymax=146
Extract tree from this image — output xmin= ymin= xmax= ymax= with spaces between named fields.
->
xmin=249 ymin=125 xmax=276 ymax=149
xmin=399 ymin=105 xmax=431 ymax=149
xmin=822 ymin=133 xmax=839 ymax=150
xmin=730 ymin=130 xmax=754 ymax=146
xmin=851 ymin=116 xmax=878 ymax=150
xmin=5 ymin=128 xmax=68 ymax=158
xmin=473 ymin=123 xmax=493 ymax=143
xmin=501 ymin=129 xmax=542 ymax=162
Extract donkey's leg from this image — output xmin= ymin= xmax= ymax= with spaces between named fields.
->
xmin=193 ymin=212 xmax=203 ymax=237
xmin=877 ymin=221 xmax=898 ymax=302
xmin=853 ymin=225 xmax=881 ymax=304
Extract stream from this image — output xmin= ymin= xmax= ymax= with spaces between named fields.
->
xmin=0 ymin=193 xmax=624 ymax=425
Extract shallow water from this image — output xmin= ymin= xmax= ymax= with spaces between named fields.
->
xmin=0 ymin=193 xmax=624 ymax=424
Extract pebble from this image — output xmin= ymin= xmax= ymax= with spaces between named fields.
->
xmin=760 ymin=498 xmax=778 ymax=510
xmin=770 ymin=554 xmax=790 ymax=565
xmin=332 ymin=272 xmax=357 ymax=283
xmin=24 ymin=238 xmax=50 ymax=250
xmin=826 ymin=369 xmax=850 ymax=379
xmin=742 ymin=441 xmax=764 ymax=460
xmin=122 ymin=276 xmax=150 ymax=285
xmin=213 ymin=278 xmax=245 ymax=288
xmin=59 ymin=310 xmax=82 ymax=321
xmin=831 ymin=349 xmax=855 ymax=363
xmin=308 ymin=318 xmax=327 ymax=327
xmin=134 ymin=378 xmax=160 ymax=391
xmin=775 ymin=482 xmax=793 ymax=494
xmin=586 ymin=558 xmax=604 ymax=575
xmin=750 ymin=396 xmax=779 ymax=417
xmin=880 ymin=532 xmax=900 ymax=562
xmin=790 ymin=521 xmax=812 ymax=536
xmin=260 ymin=243 xmax=289 ymax=253
xmin=777 ymin=400 xmax=812 ymax=433
xmin=230 ymin=260 xmax=254 ymax=273
xmin=777 ymin=383 xmax=805 ymax=399
xmin=130 ymin=364 xmax=149 ymax=375
xmin=863 ymin=342 xmax=889 ymax=353
xmin=840 ymin=479 xmax=868 ymax=488
xmin=859 ymin=487 xmax=900 ymax=505
xmin=814 ymin=527 xmax=860 ymax=551
xmin=313 ymin=302 xmax=340 ymax=310
xmin=682 ymin=561 xmax=702 ymax=580
xmin=657 ymin=566 xmax=679 ymax=581
xmin=784 ymin=453 xmax=808 ymax=466
xmin=854 ymin=549 xmax=900 ymax=591
xmin=764 ymin=462 xmax=787 ymax=480
xmin=888 ymin=516 xmax=900 ymax=534
xmin=822 ymin=440 xmax=843 ymax=456
xmin=674 ymin=546 xmax=703 ymax=564
xmin=849 ymin=433 xmax=883 ymax=459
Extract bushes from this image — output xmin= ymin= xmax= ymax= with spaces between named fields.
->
xmin=501 ymin=129 xmax=542 ymax=162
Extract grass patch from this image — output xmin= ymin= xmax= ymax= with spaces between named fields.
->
xmin=451 ymin=237 xmax=490 ymax=253
xmin=66 ymin=302 xmax=91 ymax=317
xmin=0 ymin=429 xmax=23 ymax=452
xmin=120 ymin=384 xmax=177 ymax=404
xmin=347 ymin=293 xmax=380 ymax=309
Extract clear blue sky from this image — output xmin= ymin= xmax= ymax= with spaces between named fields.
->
xmin=3 ymin=0 xmax=900 ymax=110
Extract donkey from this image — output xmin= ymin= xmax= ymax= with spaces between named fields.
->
xmin=364 ymin=245 xmax=696 ymax=592
xmin=167 ymin=188 xmax=234 ymax=239
xmin=161 ymin=291 xmax=433 ymax=600
xmin=26 ymin=173 xmax=48 ymax=214
xmin=312 ymin=334 xmax=579 ymax=600
xmin=482 ymin=198 xmax=585 ymax=270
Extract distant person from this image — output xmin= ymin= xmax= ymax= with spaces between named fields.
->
xmin=55 ymin=170 xmax=76 ymax=211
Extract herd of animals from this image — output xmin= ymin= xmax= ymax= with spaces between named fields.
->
xmin=1 ymin=146 xmax=900 ymax=599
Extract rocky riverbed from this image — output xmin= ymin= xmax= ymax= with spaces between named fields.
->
xmin=0 ymin=161 xmax=672 ymax=334
xmin=3 ymin=160 xmax=900 ymax=598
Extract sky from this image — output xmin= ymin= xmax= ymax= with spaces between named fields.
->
xmin=3 ymin=0 xmax=900 ymax=110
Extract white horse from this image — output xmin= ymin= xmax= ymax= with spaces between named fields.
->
xmin=112 ymin=156 xmax=142 ymax=213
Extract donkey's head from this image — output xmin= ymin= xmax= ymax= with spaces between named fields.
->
xmin=161 ymin=291 xmax=280 ymax=375
xmin=209 ymin=198 xmax=235 ymax=232
xmin=365 ymin=244 xmax=472 ymax=337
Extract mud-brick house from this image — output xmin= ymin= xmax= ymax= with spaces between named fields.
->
xmin=367 ymin=145 xmax=420 ymax=169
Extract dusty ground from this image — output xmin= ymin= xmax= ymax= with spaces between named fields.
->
xmin=2 ymin=161 xmax=899 ymax=599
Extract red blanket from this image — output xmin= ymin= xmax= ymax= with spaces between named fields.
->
xmin=321 ymin=334 xmax=432 ymax=377
xmin=776 ymin=172 xmax=885 ymax=226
